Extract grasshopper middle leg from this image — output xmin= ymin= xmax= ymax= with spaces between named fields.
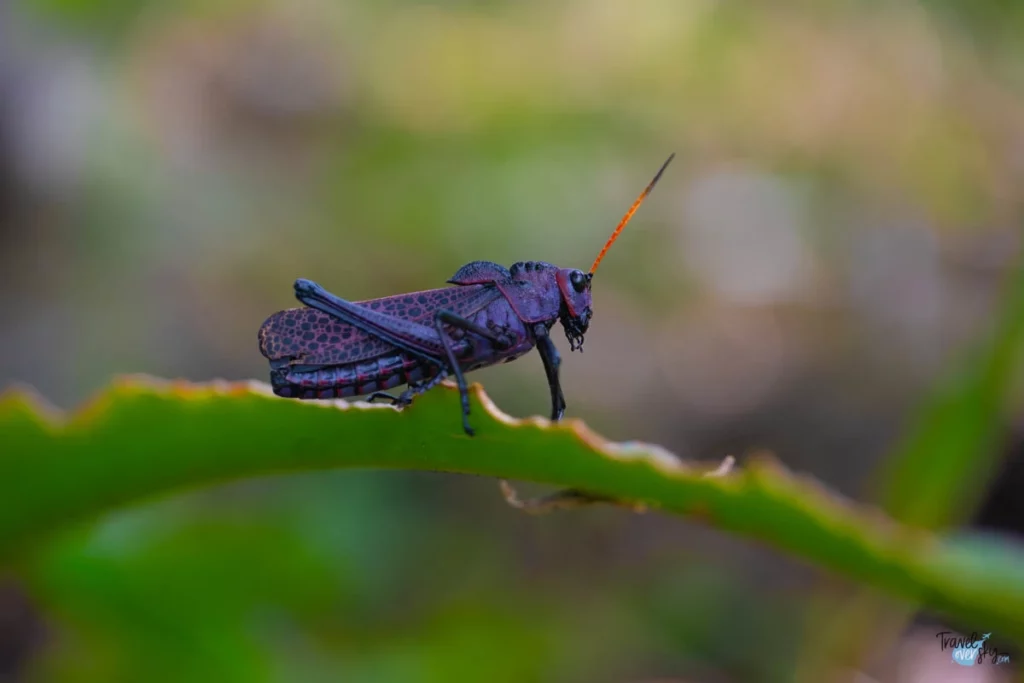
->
xmin=433 ymin=309 xmax=514 ymax=436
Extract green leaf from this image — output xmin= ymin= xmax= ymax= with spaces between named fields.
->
xmin=2 ymin=377 xmax=1024 ymax=641
xmin=783 ymin=255 xmax=1024 ymax=678
xmin=879 ymin=256 xmax=1024 ymax=528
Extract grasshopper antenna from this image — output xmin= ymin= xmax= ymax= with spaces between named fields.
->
xmin=589 ymin=153 xmax=675 ymax=275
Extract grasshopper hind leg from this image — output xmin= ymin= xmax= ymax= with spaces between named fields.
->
xmin=366 ymin=370 xmax=449 ymax=409
xmin=366 ymin=392 xmax=410 ymax=406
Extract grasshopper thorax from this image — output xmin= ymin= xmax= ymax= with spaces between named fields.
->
xmin=507 ymin=260 xmax=592 ymax=352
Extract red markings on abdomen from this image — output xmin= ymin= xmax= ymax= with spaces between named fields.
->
xmin=283 ymin=353 xmax=430 ymax=399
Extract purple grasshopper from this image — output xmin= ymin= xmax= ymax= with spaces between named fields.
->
xmin=258 ymin=154 xmax=674 ymax=435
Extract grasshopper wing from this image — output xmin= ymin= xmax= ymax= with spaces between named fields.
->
xmin=259 ymin=283 xmax=501 ymax=367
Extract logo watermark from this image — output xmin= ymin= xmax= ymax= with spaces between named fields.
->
xmin=936 ymin=631 xmax=1011 ymax=667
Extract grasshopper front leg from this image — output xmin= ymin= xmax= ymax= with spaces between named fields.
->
xmin=534 ymin=324 xmax=566 ymax=421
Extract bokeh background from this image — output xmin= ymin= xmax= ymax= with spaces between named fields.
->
xmin=1 ymin=1 xmax=1023 ymax=681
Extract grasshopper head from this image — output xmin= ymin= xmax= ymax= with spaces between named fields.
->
xmin=555 ymin=268 xmax=593 ymax=352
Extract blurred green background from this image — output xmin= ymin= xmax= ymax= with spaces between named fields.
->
xmin=1 ymin=0 xmax=1023 ymax=681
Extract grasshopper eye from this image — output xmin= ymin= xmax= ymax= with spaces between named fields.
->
xmin=569 ymin=269 xmax=587 ymax=293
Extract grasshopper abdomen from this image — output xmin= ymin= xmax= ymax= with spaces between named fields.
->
xmin=269 ymin=351 xmax=437 ymax=399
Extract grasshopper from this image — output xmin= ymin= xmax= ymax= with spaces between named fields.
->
xmin=259 ymin=154 xmax=674 ymax=435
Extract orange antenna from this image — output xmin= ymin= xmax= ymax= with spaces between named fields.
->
xmin=589 ymin=153 xmax=675 ymax=275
